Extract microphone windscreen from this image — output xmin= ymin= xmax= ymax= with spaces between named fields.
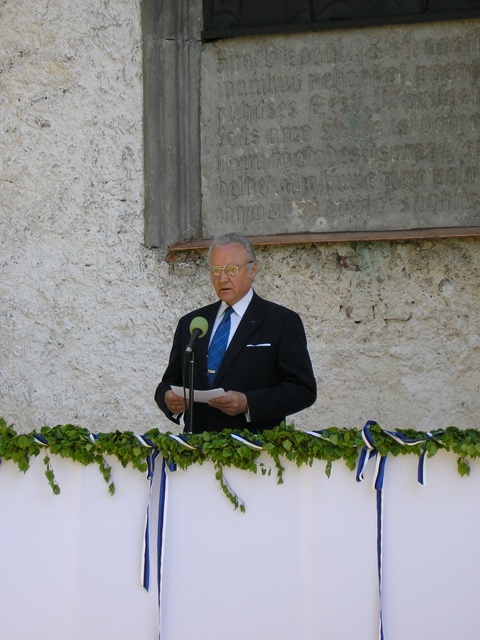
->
xmin=189 ymin=316 xmax=208 ymax=338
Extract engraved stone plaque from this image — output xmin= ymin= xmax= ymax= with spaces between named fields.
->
xmin=200 ymin=20 xmax=480 ymax=237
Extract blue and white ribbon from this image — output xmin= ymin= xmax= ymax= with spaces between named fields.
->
xmin=383 ymin=429 xmax=444 ymax=485
xmin=356 ymin=423 xmax=445 ymax=639
xmin=356 ymin=423 xmax=387 ymax=491
xmin=156 ymin=456 xmax=169 ymax=639
xmin=136 ymin=435 xmax=159 ymax=592
xmin=305 ymin=429 xmax=331 ymax=441
xmin=168 ymin=433 xmax=196 ymax=450
xmin=139 ymin=433 xmax=202 ymax=640
xmin=157 ymin=453 xmax=182 ymax=640
xmin=230 ymin=434 xmax=264 ymax=450
xmin=356 ymin=420 xmax=386 ymax=640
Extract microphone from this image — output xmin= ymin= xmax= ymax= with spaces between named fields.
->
xmin=185 ymin=316 xmax=208 ymax=353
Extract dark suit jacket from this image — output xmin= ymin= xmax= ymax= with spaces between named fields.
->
xmin=155 ymin=291 xmax=317 ymax=433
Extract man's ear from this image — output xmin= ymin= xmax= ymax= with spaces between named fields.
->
xmin=250 ymin=261 xmax=258 ymax=280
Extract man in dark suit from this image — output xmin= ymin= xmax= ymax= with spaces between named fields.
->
xmin=155 ymin=232 xmax=317 ymax=433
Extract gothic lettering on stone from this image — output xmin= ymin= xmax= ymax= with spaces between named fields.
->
xmin=200 ymin=23 xmax=480 ymax=236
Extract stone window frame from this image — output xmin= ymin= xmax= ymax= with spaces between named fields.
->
xmin=142 ymin=0 xmax=203 ymax=250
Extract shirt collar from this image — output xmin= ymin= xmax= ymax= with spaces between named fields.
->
xmin=218 ymin=288 xmax=253 ymax=318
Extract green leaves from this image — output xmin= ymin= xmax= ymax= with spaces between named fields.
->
xmin=0 ymin=420 xmax=42 ymax=473
xmin=457 ymin=457 xmax=471 ymax=477
xmin=43 ymin=456 xmax=60 ymax=495
xmin=260 ymin=424 xmax=363 ymax=482
xmin=0 ymin=418 xmax=480 ymax=507
xmin=215 ymin=464 xmax=245 ymax=512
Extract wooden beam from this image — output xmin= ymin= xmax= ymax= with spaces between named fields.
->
xmin=166 ymin=227 xmax=480 ymax=260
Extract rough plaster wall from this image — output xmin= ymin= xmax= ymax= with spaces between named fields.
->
xmin=255 ymin=239 xmax=480 ymax=431
xmin=1 ymin=0 xmax=479 ymax=434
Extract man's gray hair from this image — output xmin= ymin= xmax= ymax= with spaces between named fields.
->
xmin=208 ymin=232 xmax=257 ymax=263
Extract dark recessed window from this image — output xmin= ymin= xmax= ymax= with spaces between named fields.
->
xmin=202 ymin=0 xmax=480 ymax=39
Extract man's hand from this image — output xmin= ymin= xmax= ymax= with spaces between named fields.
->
xmin=165 ymin=390 xmax=188 ymax=414
xmin=208 ymin=390 xmax=248 ymax=416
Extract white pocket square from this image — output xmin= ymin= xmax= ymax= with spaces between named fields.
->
xmin=247 ymin=343 xmax=271 ymax=347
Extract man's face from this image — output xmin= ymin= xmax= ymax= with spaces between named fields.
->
xmin=209 ymin=242 xmax=257 ymax=305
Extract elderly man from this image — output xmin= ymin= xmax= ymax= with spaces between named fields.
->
xmin=155 ymin=232 xmax=316 ymax=433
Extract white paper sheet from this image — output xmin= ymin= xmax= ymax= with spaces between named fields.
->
xmin=171 ymin=385 xmax=226 ymax=403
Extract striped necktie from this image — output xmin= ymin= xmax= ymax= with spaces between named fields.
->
xmin=206 ymin=306 xmax=234 ymax=386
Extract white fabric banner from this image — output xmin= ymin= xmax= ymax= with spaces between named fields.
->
xmin=1 ymin=451 xmax=479 ymax=640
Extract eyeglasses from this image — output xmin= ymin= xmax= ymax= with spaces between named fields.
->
xmin=208 ymin=261 xmax=254 ymax=277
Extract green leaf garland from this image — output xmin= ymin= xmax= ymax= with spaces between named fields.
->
xmin=0 ymin=418 xmax=478 ymax=506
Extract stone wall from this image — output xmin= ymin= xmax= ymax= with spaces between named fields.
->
xmin=1 ymin=0 xmax=479 ymax=434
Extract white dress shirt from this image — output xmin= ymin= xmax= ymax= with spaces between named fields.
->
xmin=209 ymin=288 xmax=254 ymax=348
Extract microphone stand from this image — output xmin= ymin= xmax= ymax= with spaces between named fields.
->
xmin=182 ymin=321 xmax=208 ymax=433
xmin=186 ymin=349 xmax=195 ymax=433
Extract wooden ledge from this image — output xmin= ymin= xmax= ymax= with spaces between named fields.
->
xmin=166 ymin=227 xmax=480 ymax=261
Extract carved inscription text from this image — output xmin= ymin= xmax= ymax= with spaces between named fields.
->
xmin=200 ymin=22 xmax=480 ymax=236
